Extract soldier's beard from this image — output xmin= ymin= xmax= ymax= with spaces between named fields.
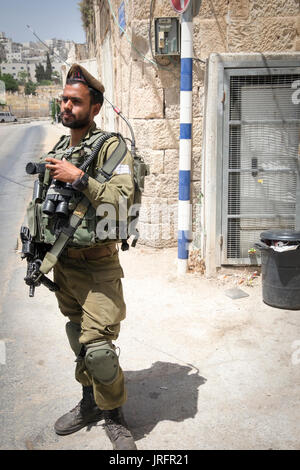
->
xmin=61 ymin=111 xmax=92 ymax=129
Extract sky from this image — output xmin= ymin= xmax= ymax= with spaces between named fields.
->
xmin=0 ymin=0 xmax=86 ymax=44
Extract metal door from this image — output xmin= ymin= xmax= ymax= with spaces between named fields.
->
xmin=222 ymin=68 xmax=300 ymax=264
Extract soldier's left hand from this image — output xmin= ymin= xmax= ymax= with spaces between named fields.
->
xmin=45 ymin=157 xmax=83 ymax=183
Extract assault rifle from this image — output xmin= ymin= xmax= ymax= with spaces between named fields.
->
xmin=20 ymin=226 xmax=59 ymax=297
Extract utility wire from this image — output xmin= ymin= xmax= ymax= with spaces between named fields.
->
xmin=26 ymin=23 xmax=136 ymax=150
xmin=26 ymin=25 xmax=71 ymax=66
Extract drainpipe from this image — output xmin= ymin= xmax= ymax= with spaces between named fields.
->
xmin=177 ymin=2 xmax=193 ymax=275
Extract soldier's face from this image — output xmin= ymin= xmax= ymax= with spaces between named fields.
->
xmin=60 ymin=83 xmax=100 ymax=129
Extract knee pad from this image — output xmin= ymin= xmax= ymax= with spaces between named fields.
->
xmin=65 ymin=321 xmax=82 ymax=357
xmin=85 ymin=341 xmax=119 ymax=385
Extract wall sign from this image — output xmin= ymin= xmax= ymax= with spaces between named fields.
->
xmin=118 ymin=1 xmax=126 ymax=34
xmin=169 ymin=0 xmax=191 ymax=14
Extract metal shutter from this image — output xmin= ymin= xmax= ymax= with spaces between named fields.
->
xmin=223 ymin=70 xmax=300 ymax=264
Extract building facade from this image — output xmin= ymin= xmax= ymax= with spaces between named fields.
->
xmin=76 ymin=0 xmax=300 ymax=274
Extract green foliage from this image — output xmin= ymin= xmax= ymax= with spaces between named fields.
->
xmin=25 ymin=80 xmax=37 ymax=95
xmin=0 ymin=73 xmax=18 ymax=92
xmin=51 ymin=99 xmax=60 ymax=121
xmin=18 ymin=70 xmax=29 ymax=85
xmin=38 ymin=79 xmax=52 ymax=86
xmin=78 ymin=0 xmax=94 ymax=31
xmin=45 ymin=52 xmax=52 ymax=80
xmin=35 ymin=63 xmax=45 ymax=82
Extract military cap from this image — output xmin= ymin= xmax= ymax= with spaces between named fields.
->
xmin=66 ymin=63 xmax=105 ymax=94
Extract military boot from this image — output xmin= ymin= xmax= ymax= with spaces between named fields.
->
xmin=54 ymin=385 xmax=103 ymax=435
xmin=103 ymin=407 xmax=137 ymax=450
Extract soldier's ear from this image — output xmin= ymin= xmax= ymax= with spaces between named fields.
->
xmin=92 ymin=103 xmax=101 ymax=117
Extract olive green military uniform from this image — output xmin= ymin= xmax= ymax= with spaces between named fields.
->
xmin=43 ymin=122 xmax=134 ymax=410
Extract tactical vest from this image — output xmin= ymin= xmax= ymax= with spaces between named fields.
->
xmin=27 ymin=128 xmax=149 ymax=251
xmin=27 ymin=129 xmax=117 ymax=248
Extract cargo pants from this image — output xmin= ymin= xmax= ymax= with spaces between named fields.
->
xmin=53 ymin=246 xmax=127 ymax=410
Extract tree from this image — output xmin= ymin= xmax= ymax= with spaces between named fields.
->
xmin=51 ymin=99 xmax=61 ymax=122
xmin=35 ymin=63 xmax=45 ymax=82
xmin=18 ymin=70 xmax=29 ymax=85
xmin=45 ymin=52 xmax=52 ymax=80
xmin=25 ymin=80 xmax=37 ymax=95
xmin=0 ymin=73 xmax=18 ymax=92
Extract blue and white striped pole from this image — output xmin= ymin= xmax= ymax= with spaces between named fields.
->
xmin=178 ymin=2 xmax=193 ymax=275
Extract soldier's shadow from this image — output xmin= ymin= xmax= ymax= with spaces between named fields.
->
xmin=123 ymin=361 xmax=206 ymax=441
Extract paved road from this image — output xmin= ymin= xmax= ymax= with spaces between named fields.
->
xmin=0 ymin=122 xmax=64 ymax=450
xmin=0 ymin=123 xmax=47 ymax=299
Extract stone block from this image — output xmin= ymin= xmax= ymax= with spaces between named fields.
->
xmin=164 ymin=149 xmax=179 ymax=174
xmin=133 ymin=118 xmax=180 ymax=150
xmin=156 ymin=65 xmax=180 ymax=89
xmin=142 ymin=149 xmax=164 ymax=174
xmin=129 ymin=84 xmax=164 ymax=119
xmin=192 ymin=117 xmax=203 ymax=148
xmin=137 ymin=222 xmax=177 ymax=248
xmin=132 ymin=2 xmax=152 ymax=20
xmin=143 ymin=173 xmax=159 ymax=197
xmin=191 ymin=146 xmax=202 ymax=181
xmin=250 ymin=0 xmax=300 ymax=19
xmin=198 ymin=19 xmax=227 ymax=58
xmin=143 ymin=172 xmax=178 ymax=199
xmin=190 ymin=181 xmax=203 ymax=206
xmin=198 ymin=0 xmax=228 ymax=18
xmin=296 ymin=16 xmax=300 ymax=35
xmin=228 ymin=0 xmax=250 ymax=19
xmin=193 ymin=62 xmax=206 ymax=88
xmin=228 ymin=17 xmax=297 ymax=52
xmin=131 ymin=19 xmax=151 ymax=60
xmin=193 ymin=85 xmax=205 ymax=118
xmin=153 ymin=3 xmax=180 ymax=18
xmin=165 ymin=87 xmax=180 ymax=119
xmin=158 ymin=174 xmax=179 ymax=198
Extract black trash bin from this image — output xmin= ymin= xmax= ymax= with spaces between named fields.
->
xmin=254 ymin=229 xmax=300 ymax=310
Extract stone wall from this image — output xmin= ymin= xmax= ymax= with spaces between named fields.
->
xmin=4 ymin=85 xmax=62 ymax=118
xmin=85 ymin=0 xmax=300 ymax=248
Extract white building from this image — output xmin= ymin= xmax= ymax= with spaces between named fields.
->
xmin=1 ymin=62 xmax=34 ymax=80
xmin=6 ymin=52 xmax=22 ymax=62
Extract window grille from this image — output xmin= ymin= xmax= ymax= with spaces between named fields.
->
xmin=224 ymin=71 xmax=300 ymax=263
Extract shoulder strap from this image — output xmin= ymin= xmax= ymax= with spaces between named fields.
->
xmin=95 ymin=134 xmax=128 ymax=183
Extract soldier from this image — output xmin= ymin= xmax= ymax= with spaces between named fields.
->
xmin=42 ymin=64 xmax=136 ymax=450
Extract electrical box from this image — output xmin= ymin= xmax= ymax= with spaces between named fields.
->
xmin=154 ymin=17 xmax=180 ymax=56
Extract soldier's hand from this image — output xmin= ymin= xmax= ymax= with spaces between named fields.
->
xmin=45 ymin=157 xmax=83 ymax=183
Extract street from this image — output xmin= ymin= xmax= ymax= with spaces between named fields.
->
xmin=0 ymin=122 xmax=299 ymax=450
